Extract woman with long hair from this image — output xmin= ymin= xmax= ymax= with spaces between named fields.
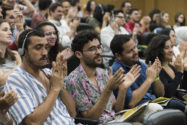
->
xmin=145 ymin=35 xmax=187 ymax=111
xmin=35 ymin=21 xmax=73 ymax=68
xmin=145 ymin=35 xmax=186 ymax=98
xmin=154 ymin=11 xmax=170 ymax=33
xmin=173 ymin=12 xmax=185 ymax=29
xmin=0 ymin=19 xmax=21 ymax=85
xmin=0 ymin=19 xmax=18 ymax=125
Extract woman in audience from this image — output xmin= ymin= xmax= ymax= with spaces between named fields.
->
xmin=160 ymin=28 xmax=176 ymax=47
xmin=145 ymin=35 xmax=187 ymax=98
xmin=0 ymin=19 xmax=21 ymax=85
xmin=154 ymin=11 xmax=170 ymax=33
xmin=0 ymin=19 xmax=19 ymax=125
xmin=173 ymin=13 xmax=186 ymax=29
xmin=88 ymin=4 xmax=112 ymax=34
xmin=35 ymin=21 xmax=73 ymax=68
xmin=84 ymin=0 xmax=96 ymax=18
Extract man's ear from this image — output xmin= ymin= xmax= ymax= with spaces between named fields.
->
xmin=115 ymin=53 xmax=122 ymax=61
xmin=75 ymin=51 xmax=82 ymax=59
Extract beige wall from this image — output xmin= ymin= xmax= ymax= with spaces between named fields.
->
xmin=82 ymin=0 xmax=187 ymax=25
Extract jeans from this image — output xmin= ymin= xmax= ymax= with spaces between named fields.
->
xmin=165 ymin=99 xmax=186 ymax=111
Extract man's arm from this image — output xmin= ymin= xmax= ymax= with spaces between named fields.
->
xmin=128 ymin=61 xmax=159 ymax=108
xmin=81 ymin=68 xmax=125 ymax=120
xmin=23 ymin=88 xmax=61 ymax=125
xmin=24 ymin=53 xmax=67 ymax=125
xmin=114 ymin=64 xmax=141 ymax=112
xmin=59 ymin=89 xmax=76 ymax=118
xmin=128 ymin=79 xmax=153 ymax=108
xmin=22 ymin=0 xmax=35 ymax=16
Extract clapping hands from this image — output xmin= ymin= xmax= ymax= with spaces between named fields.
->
xmin=0 ymin=91 xmax=17 ymax=114
xmin=146 ymin=57 xmax=162 ymax=82
xmin=50 ymin=52 xmax=67 ymax=91
xmin=119 ymin=64 xmax=141 ymax=89
xmin=174 ymin=55 xmax=183 ymax=73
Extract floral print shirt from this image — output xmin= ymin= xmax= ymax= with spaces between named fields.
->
xmin=65 ymin=65 xmax=115 ymax=123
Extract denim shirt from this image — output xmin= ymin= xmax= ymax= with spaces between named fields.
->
xmin=112 ymin=59 xmax=156 ymax=109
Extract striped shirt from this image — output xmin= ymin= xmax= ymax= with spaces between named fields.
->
xmin=5 ymin=66 xmax=75 ymax=125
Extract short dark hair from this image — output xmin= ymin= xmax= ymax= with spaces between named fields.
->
xmin=49 ymin=3 xmax=62 ymax=13
xmin=71 ymin=30 xmax=99 ymax=52
xmin=113 ymin=9 xmax=123 ymax=16
xmin=128 ymin=8 xmax=139 ymax=15
xmin=145 ymin=35 xmax=170 ymax=64
xmin=71 ymin=0 xmax=80 ymax=6
xmin=121 ymin=1 xmax=131 ymax=8
xmin=110 ymin=34 xmax=132 ymax=55
xmin=38 ymin=0 xmax=52 ymax=11
xmin=60 ymin=0 xmax=71 ymax=6
xmin=18 ymin=29 xmax=45 ymax=54
xmin=149 ymin=9 xmax=160 ymax=21
xmin=2 ymin=6 xmax=13 ymax=19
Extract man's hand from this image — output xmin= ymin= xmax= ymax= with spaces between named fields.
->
xmin=70 ymin=18 xmax=80 ymax=31
xmin=106 ymin=67 xmax=125 ymax=91
xmin=119 ymin=64 xmax=141 ymax=89
xmin=0 ymin=91 xmax=17 ymax=114
xmin=50 ymin=53 xmax=67 ymax=91
xmin=110 ymin=21 xmax=119 ymax=34
xmin=103 ymin=12 xmax=110 ymax=22
xmin=61 ymin=48 xmax=73 ymax=60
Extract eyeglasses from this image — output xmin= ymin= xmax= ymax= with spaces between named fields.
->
xmin=115 ymin=16 xmax=125 ymax=19
xmin=44 ymin=31 xmax=57 ymax=36
xmin=83 ymin=45 xmax=102 ymax=52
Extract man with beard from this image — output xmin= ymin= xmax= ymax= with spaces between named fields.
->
xmin=4 ymin=29 xmax=77 ymax=124
xmin=65 ymin=30 xmax=141 ymax=124
xmin=111 ymin=35 xmax=164 ymax=109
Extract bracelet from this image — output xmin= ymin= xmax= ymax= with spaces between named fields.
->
xmin=154 ymin=76 xmax=160 ymax=82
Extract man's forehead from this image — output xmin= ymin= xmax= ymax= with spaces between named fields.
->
xmin=6 ymin=10 xmax=14 ymax=15
xmin=117 ymin=12 xmax=124 ymax=16
xmin=123 ymin=39 xmax=135 ymax=50
xmin=84 ymin=39 xmax=100 ymax=47
xmin=29 ymin=36 xmax=48 ymax=45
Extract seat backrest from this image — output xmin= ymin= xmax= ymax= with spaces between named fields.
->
xmin=143 ymin=109 xmax=187 ymax=125
xmin=77 ymin=23 xmax=93 ymax=32
xmin=104 ymin=122 xmax=133 ymax=125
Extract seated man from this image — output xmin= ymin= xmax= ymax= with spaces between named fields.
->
xmin=65 ymin=30 xmax=141 ymax=124
xmin=110 ymin=35 xmax=186 ymax=113
xmin=5 ymin=29 xmax=76 ymax=124
xmin=101 ymin=9 xmax=129 ymax=67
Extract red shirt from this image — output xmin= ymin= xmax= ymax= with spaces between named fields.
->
xmin=8 ymin=42 xmax=18 ymax=50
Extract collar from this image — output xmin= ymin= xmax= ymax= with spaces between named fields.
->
xmin=114 ymin=58 xmax=141 ymax=71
